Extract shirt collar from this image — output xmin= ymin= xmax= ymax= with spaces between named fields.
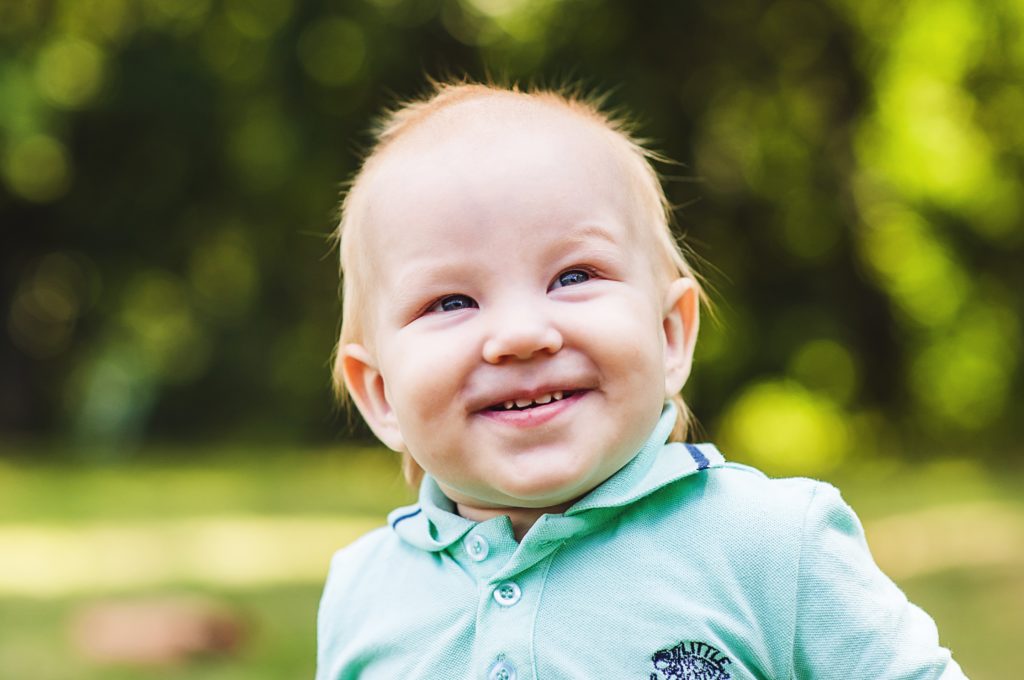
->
xmin=388 ymin=402 xmax=726 ymax=553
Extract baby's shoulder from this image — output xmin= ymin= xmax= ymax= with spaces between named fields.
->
xmin=324 ymin=523 xmax=405 ymax=583
xmin=663 ymin=460 xmax=855 ymax=550
xmin=318 ymin=524 xmax=411 ymax=622
xmin=702 ymin=461 xmax=841 ymax=513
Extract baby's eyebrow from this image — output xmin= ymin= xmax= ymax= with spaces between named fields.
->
xmin=390 ymin=260 xmax=474 ymax=297
xmin=542 ymin=222 xmax=625 ymax=261
xmin=558 ymin=223 xmax=621 ymax=247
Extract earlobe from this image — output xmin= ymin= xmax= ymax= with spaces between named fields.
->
xmin=662 ymin=278 xmax=700 ymax=397
xmin=341 ymin=343 xmax=406 ymax=452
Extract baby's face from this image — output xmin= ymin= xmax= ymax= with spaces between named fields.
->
xmin=343 ymin=104 xmax=697 ymax=511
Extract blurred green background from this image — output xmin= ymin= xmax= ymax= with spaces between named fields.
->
xmin=1 ymin=0 xmax=1022 ymax=677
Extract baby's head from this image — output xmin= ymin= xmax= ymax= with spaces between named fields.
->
xmin=333 ymin=81 xmax=701 ymax=512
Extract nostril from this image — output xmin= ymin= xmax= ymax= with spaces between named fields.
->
xmin=481 ymin=321 xmax=563 ymax=364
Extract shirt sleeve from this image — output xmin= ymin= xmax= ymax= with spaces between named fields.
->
xmin=316 ymin=547 xmax=369 ymax=680
xmin=792 ymin=482 xmax=968 ymax=680
xmin=315 ymin=551 xmax=344 ymax=680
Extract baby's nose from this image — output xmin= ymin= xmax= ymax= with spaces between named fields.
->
xmin=481 ymin=306 xmax=563 ymax=363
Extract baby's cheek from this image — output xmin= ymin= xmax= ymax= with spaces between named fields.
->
xmin=601 ymin=314 xmax=664 ymax=365
xmin=396 ymin=359 xmax=459 ymax=421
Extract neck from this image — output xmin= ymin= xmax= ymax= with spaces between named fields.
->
xmin=456 ymin=501 xmax=574 ymax=542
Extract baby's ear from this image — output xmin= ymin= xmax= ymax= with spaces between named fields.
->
xmin=340 ymin=344 xmax=406 ymax=452
xmin=661 ymin=277 xmax=700 ymax=397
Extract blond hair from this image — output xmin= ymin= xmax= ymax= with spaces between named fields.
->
xmin=332 ymin=80 xmax=701 ymax=487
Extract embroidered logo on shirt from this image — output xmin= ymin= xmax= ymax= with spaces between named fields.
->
xmin=650 ymin=640 xmax=732 ymax=680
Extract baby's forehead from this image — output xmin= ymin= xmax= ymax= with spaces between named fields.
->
xmin=361 ymin=107 xmax=634 ymax=240
xmin=361 ymin=103 xmax=640 ymax=237
xmin=348 ymin=91 xmax=670 ymax=277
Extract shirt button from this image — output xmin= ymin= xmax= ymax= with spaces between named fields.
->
xmin=465 ymin=533 xmax=489 ymax=561
xmin=488 ymin=658 xmax=517 ymax=680
xmin=493 ymin=581 xmax=521 ymax=606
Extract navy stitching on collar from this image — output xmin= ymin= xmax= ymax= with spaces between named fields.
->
xmin=390 ymin=507 xmax=422 ymax=529
xmin=685 ymin=444 xmax=710 ymax=470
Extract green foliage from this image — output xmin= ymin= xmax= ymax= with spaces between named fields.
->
xmin=1 ymin=0 xmax=1022 ymax=470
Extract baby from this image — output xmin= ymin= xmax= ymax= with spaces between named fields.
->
xmin=316 ymin=82 xmax=966 ymax=680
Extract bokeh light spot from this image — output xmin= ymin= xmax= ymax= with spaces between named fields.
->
xmin=66 ymin=345 xmax=155 ymax=444
xmin=464 ymin=0 xmax=531 ymax=19
xmin=2 ymin=134 xmax=73 ymax=203
xmin=117 ymin=271 xmax=210 ymax=383
xmin=188 ymin=228 xmax=259 ymax=319
xmin=228 ymin=103 xmax=298 ymax=187
xmin=719 ymin=380 xmax=849 ymax=476
xmin=35 ymin=36 xmax=105 ymax=109
xmin=224 ymin=0 xmax=293 ymax=39
xmin=7 ymin=252 xmax=98 ymax=359
xmin=145 ymin=0 xmax=211 ymax=28
xmin=200 ymin=16 xmax=269 ymax=83
xmin=789 ymin=339 xmax=859 ymax=404
xmin=297 ymin=17 xmax=367 ymax=87
xmin=62 ymin=0 xmax=134 ymax=43
xmin=858 ymin=203 xmax=968 ymax=327
xmin=909 ymin=301 xmax=1020 ymax=430
xmin=441 ymin=1 xmax=491 ymax=45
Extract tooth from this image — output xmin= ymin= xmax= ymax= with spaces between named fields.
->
xmin=504 ymin=401 xmax=515 ymax=410
xmin=553 ymin=391 xmax=563 ymax=401
xmin=534 ymin=393 xmax=552 ymax=404
xmin=515 ymin=398 xmax=532 ymax=408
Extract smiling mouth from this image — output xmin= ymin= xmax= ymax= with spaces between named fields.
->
xmin=485 ymin=390 xmax=579 ymax=412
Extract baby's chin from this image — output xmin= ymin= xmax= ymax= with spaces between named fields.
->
xmin=442 ymin=476 xmax=603 ymax=514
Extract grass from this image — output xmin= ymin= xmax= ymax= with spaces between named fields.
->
xmin=0 ymin=445 xmax=417 ymax=523
xmin=0 ymin=445 xmax=412 ymax=680
xmin=0 ymin=444 xmax=1021 ymax=679
xmin=0 ymin=585 xmax=323 ymax=680
xmin=901 ymin=565 xmax=1024 ymax=678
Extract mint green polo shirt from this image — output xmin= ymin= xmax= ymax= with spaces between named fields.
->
xmin=316 ymin=406 xmax=966 ymax=679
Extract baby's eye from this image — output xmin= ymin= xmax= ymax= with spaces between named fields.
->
xmin=430 ymin=294 xmax=478 ymax=313
xmin=551 ymin=269 xmax=591 ymax=289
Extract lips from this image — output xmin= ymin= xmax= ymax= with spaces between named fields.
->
xmin=486 ymin=390 xmax=578 ymax=412
xmin=477 ymin=389 xmax=588 ymax=428
xmin=467 ymin=367 xmax=595 ymax=416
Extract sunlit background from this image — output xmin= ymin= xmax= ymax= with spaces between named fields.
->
xmin=2 ymin=0 xmax=1022 ymax=677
